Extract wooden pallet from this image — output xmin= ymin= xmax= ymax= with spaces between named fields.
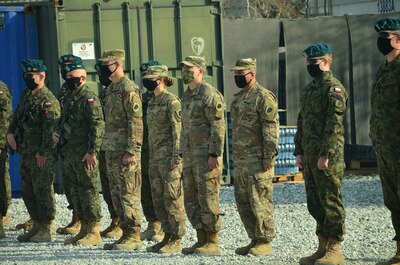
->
xmin=273 ymin=172 xmax=303 ymax=183
xmin=347 ymin=160 xmax=377 ymax=170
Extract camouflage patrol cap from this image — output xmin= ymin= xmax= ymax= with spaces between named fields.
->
xmin=58 ymin=54 xmax=83 ymax=65
xmin=21 ymin=59 xmax=47 ymax=73
xmin=375 ymin=18 xmax=400 ymax=32
xmin=179 ymin=56 xmax=207 ymax=70
xmin=98 ymin=49 xmax=125 ymax=62
xmin=231 ymin=58 xmax=256 ymax=71
xmin=142 ymin=65 xmax=169 ymax=79
xmin=140 ymin=59 xmax=162 ymax=73
xmin=62 ymin=62 xmax=86 ymax=73
xmin=303 ymin=43 xmax=332 ymax=58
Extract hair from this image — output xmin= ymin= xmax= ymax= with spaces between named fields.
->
xmin=163 ymin=77 xmax=174 ymax=87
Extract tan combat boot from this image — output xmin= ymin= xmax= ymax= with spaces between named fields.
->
xmin=140 ymin=220 xmax=164 ymax=241
xmin=16 ymin=218 xmax=33 ymax=232
xmin=248 ymin=239 xmax=272 ymax=256
xmin=3 ymin=212 xmax=10 ymax=227
xmin=159 ymin=234 xmax=182 ymax=254
xmin=100 ymin=217 xmax=122 ymax=238
xmin=315 ymin=238 xmax=345 ymax=265
xmin=30 ymin=220 xmax=55 ymax=242
xmin=17 ymin=220 xmax=40 ymax=242
xmin=104 ymin=228 xmax=127 ymax=250
xmin=112 ymin=227 xmax=142 ymax=250
xmin=235 ymin=240 xmax=257 ymax=255
xmin=377 ymin=241 xmax=400 ymax=265
xmin=64 ymin=220 xmax=87 ymax=245
xmin=146 ymin=233 xmax=172 ymax=253
xmin=0 ymin=214 xmax=5 ymax=238
xmin=299 ymin=235 xmax=328 ymax=265
xmin=57 ymin=211 xmax=80 ymax=235
xmin=76 ymin=221 xmax=103 ymax=246
xmin=194 ymin=231 xmax=222 ymax=255
xmin=182 ymin=229 xmax=206 ymax=255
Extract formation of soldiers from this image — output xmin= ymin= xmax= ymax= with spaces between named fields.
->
xmin=0 ymin=17 xmax=399 ymax=265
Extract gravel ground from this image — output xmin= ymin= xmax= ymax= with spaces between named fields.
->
xmin=0 ymin=175 xmax=395 ymax=265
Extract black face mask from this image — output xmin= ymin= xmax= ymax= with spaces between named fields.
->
xmin=377 ymin=37 xmax=394 ymax=55
xmin=99 ymin=63 xmax=117 ymax=79
xmin=142 ymin=79 xmax=159 ymax=91
xmin=99 ymin=75 xmax=112 ymax=87
xmin=65 ymin=77 xmax=82 ymax=90
xmin=24 ymin=77 xmax=38 ymax=90
xmin=307 ymin=64 xmax=324 ymax=78
xmin=234 ymin=73 xmax=251 ymax=88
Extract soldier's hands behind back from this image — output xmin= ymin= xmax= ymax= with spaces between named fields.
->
xmin=317 ymin=157 xmax=329 ymax=170
xmin=36 ymin=153 xmax=47 ymax=167
xmin=296 ymin=155 xmax=304 ymax=169
xmin=7 ymin=134 xmax=17 ymax=150
xmin=82 ymin=153 xmax=97 ymax=171
xmin=52 ymin=132 xmax=60 ymax=144
xmin=122 ymin=152 xmax=136 ymax=166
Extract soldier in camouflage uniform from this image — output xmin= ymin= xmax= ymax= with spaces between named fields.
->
xmin=139 ymin=60 xmax=164 ymax=242
xmin=0 ymin=80 xmax=12 ymax=238
xmin=230 ymin=58 xmax=279 ymax=256
xmin=294 ymin=44 xmax=348 ymax=265
xmin=7 ymin=60 xmax=60 ymax=242
xmin=179 ymin=56 xmax=226 ymax=255
xmin=370 ymin=18 xmax=400 ymax=265
xmin=53 ymin=62 xmax=104 ymax=246
xmin=142 ymin=65 xmax=186 ymax=254
xmin=99 ymin=49 xmax=143 ymax=251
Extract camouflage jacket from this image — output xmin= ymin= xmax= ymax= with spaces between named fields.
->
xmin=147 ymin=89 xmax=181 ymax=161
xmin=8 ymin=86 xmax=60 ymax=156
xmin=101 ymin=75 xmax=143 ymax=155
xmin=181 ymin=80 xmax=225 ymax=158
xmin=0 ymin=81 xmax=12 ymax=149
xmin=57 ymin=84 xmax=104 ymax=155
xmin=230 ymin=82 xmax=279 ymax=165
xmin=294 ymin=71 xmax=348 ymax=172
xmin=142 ymin=91 xmax=154 ymax=155
xmin=370 ymin=55 xmax=400 ymax=154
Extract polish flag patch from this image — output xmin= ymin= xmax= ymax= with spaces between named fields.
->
xmin=88 ymin=98 xmax=94 ymax=103
xmin=0 ymin=91 xmax=3 ymax=95
xmin=45 ymin=102 xmax=52 ymax=108
xmin=334 ymin=87 xmax=342 ymax=93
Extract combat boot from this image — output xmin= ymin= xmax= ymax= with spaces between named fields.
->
xmin=182 ymin=229 xmax=206 ymax=255
xmin=30 ymin=220 xmax=55 ymax=242
xmin=147 ymin=232 xmax=172 ymax=253
xmin=103 ymin=229 xmax=127 ymax=250
xmin=76 ymin=221 xmax=103 ymax=246
xmin=315 ymin=238 xmax=345 ymax=265
xmin=16 ymin=218 xmax=33 ymax=232
xmin=3 ymin=212 xmax=10 ymax=227
xmin=235 ymin=240 xmax=257 ymax=255
xmin=140 ymin=220 xmax=164 ymax=241
xmin=248 ymin=239 xmax=272 ymax=256
xmin=377 ymin=241 xmax=400 ymax=265
xmin=100 ymin=217 xmax=122 ymax=238
xmin=17 ymin=220 xmax=40 ymax=242
xmin=112 ymin=227 xmax=142 ymax=250
xmin=0 ymin=215 xmax=5 ymax=238
xmin=299 ymin=235 xmax=328 ymax=265
xmin=194 ymin=231 xmax=222 ymax=255
xmin=64 ymin=220 xmax=87 ymax=245
xmin=159 ymin=234 xmax=182 ymax=254
xmin=57 ymin=211 xmax=81 ymax=235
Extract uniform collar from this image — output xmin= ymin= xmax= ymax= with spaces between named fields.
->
xmin=154 ymin=89 xmax=167 ymax=103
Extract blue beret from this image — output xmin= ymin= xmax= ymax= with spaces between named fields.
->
xmin=21 ymin=59 xmax=47 ymax=73
xmin=303 ymin=43 xmax=332 ymax=58
xmin=58 ymin=54 xmax=83 ymax=65
xmin=375 ymin=18 xmax=400 ymax=32
xmin=62 ymin=62 xmax=86 ymax=73
xmin=140 ymin=59 xmax=162 ymax=73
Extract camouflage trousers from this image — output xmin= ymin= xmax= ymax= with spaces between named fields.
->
xmin=376 ymin=152 xmax=400 ymax=241
xmin=99 ymin=151 xmax=117 ymax=219
xmin=183 ymin=155 xmax=222 ymax=232
xmin=0 ymin=149 xmax=11 ymax=216
xmin=303 ymin=157 xmax=345 ymax=241
xmin=20 ymin=151 xmax=56 ymax=222
xmin=59 ymin=155 xmax=74 ymax=212
xmin=234 ymin=162 xmax=275 ymax=242
xmin=62 ymin=151 xmax=102 ymax=222
xmin=141 ymin=148 xmax=158 ymax=222
xmin=149 ymin=157 xmax=186 ymax=236
xmin=105 ymin=151 xmax=142 ymax=232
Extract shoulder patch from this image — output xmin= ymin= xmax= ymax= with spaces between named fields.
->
xmin=0 ymin=91 xmax=3 ymax=96
xmin=130 ymin=94 xmax=142 ymax=117
xmin=261 ymin=97 xmax=277 ymax=121
xmin=334 ymin=87 xmax=342 ymax=93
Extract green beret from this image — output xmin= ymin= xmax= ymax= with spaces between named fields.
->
xmin=142 ymin=65 xmax=169 ymax=79
xmin=21 ymin=59 xmax=47 ymax=73
xmin=375 ymin=18 xmax=400 ymax=32
xmin=98 ymin=49 xmax=125 ymax=61
xmin=62 ymin=62 xmax=86 ymax=73
xmin=303 ymin=43 xmax=332 ymax=58
xmin=58 ymin=54 xmax=83 ymax=65
xmin=140 ymin=59 xmax=162 ymax=73
xmin=179 ymin=56 xmax=207 ymax=70
xmin=231 ymin=58 xmax=256 ymax=71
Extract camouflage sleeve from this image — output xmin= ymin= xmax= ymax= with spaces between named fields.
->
xmin=84 ymin=93 xmax=105 ymax=155
xmin=167 ymin=96 xmax=182 ymax=160
xmin=38 ymin=96 xmax=61 ymax=156
xmin=8 ymin=90 xmax=27 ymax=134
xmin=203 ymin=91 xmax=225 ymax=157
xmin=319 ymin=87 xmax=347 ymax=159
xmin=258 ymin=92 xmax=279 ymax=166
xmin=0 ymin=86 xmax=12 ymax=148
xmin=294 ymin=112 xmax=304 ymax=156
xmin=123 ymin=88 xmax=143 ymax=155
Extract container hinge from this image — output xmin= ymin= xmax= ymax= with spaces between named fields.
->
xmin=0 ymin=13 xmax=4 ymax=30
xmin=210 ymin=7 xmax=221 ymax=15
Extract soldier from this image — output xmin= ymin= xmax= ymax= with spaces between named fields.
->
xmin=142 ymin=65 xmax=186 ymax=254
xmin=0 ymin=80 xmax=12 ymax=238
xmin=230 ymin=58 xmax=278 ymax=256
xmin=99 ymin=49 xmax=143 ymax=251
xmin=179 ymin=56 xmax=225 ymax=255
xmin=370 ymin=18 xmax=400 ymax=265
xmin=53 ymin=62 xmax=104 ymax=246
xmin=139 ymin=60 xmax=164 ymax=242
xmin=294 ymin=44 xmax=348 ymax=265
xmin=7 ymin=59 xmax=60 ymax=242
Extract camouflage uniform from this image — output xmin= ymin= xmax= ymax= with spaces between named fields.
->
xmin=0 ymin=81 xmax=12 ymax=217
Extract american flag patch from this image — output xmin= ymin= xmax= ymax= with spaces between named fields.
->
xmin=88 ymin=98 xmax=94 ymax=103
xmin=334 ymin=87 xmax=342 ymax=93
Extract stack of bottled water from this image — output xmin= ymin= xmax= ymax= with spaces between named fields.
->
xmin=275 ymin=127 xmax=299 ymax=175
